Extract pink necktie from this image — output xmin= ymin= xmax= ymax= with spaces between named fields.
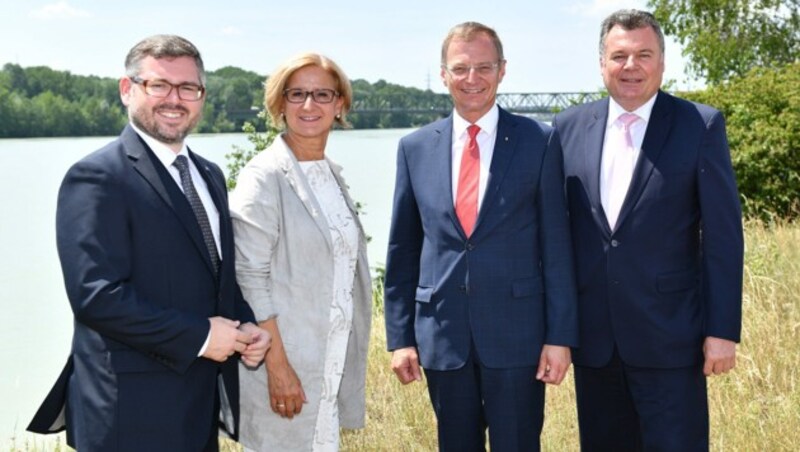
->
xmin=603 ymin=113 xmax=640 ymax=230
xmin=456 ymin=124 xmax=481 ymax=237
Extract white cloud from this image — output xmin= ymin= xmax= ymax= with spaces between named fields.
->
xmin=218 ymin=26 xmax=243 ymax=36
xmin=29 ymin=1 xmax=91 ymax=20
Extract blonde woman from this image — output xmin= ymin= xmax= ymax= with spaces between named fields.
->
xmin=230 ymin=53 xmax=371 ymax=451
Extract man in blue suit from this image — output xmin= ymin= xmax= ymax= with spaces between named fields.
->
xmin=384 ymin=22 xmax=578 ymax=451
xmin=27 ymin=35 xmax=270 ymax=451
xmin=553 ymin=10 xmax=743 ymax=451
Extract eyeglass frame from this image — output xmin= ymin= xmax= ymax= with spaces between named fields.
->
xmin=442 ymin=61 xmax=504 ymax=78
xmin=130 ymin=77 xmax=206 ymax=102
xmin=282 ymin=88 xmax=340 ymax=104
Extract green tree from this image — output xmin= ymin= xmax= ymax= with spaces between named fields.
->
xmin=683 ymin=62 xmax=800 ymax=220
xmin=648 ymin=0 xmax=800 ymax=84
xmin=347 ymin=78 xmax=449 ymax=129
xmin=0 ymin=85 xmax=16 ymax=137
xmin=25 ymin=66 xmax=71 ymax=98
xmin=4 ymin=63 xmax=28 ymax=94
xmin=32 ymin=91 xmax=83 ymax=136
xmin=79 ymin=97 xmax=126 ymax=135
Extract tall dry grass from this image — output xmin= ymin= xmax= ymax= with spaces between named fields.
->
xmin=13 ymin=222 xmax=799 ymax=451
xmin=704 ymin=221 xmax=800 ymax=451
xmin=340 ymin=221 xmax=800 ymax=451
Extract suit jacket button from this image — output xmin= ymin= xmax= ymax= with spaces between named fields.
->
xmin=611 ymin=239 xmax=619 ymax=247
xmin=466 ymin=242 xmax=474 ymax=251
xmin=459 ymin=285 xmax=467 ymax=293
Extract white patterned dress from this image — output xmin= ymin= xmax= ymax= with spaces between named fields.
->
xmin=299 ymin=159 xmax=359 ymax=451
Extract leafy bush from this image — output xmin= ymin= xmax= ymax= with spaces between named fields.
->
xmin=225 ymin=110 xmax=278 ymax=190
xmin=682 ymin=63 xmax=800 ymax=221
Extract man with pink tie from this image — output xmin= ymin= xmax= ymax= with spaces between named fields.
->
xmin=553 ymin=9 xmax=743 ymax=451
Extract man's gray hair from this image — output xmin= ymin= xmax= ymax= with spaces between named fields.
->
xmin=124 ymin=34 xmax=205 ymax=84
xmin=599 ymin=9 xmax=665 ymax=57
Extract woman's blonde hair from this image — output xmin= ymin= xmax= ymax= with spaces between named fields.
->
xmin=264 ymin=53 xmax=352 ymax=129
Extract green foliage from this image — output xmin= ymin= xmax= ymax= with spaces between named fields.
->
xmin=348 ymin=78 xmax=451 ymax=128
xmin=649 ymin=0 xmax=800 ymax=84
xmin=0 ymin=63 xmax=126 ymax=137
xmin=197 ymin=66 xmax=265 ymax=133
xmin=0 ymin=63 xmax=454 ymax=137
xmin=0 ymin=63 xmax=268 ymax=138
xmin=372 ymin=265 xmax=385 ymax=310
xmin=225 ymin=110 xmax=279 ymax=190
xmin=681 ymin=63 xmax=800 ymax=221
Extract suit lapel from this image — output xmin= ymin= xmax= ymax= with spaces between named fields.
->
xmin=123 ymin=126 xmax=177 ymax=213
xmin=192 ymin=152 xmax=225 ymax=215
xmin=615 ymin=91 xmax=672 ymax=229
xmin=124 ymin=126 xmax=216 ymax=279
xmin=474 ymin=108 xmax=516 ymax=235
xmin=585 ymin=99 xmax=612 ymax=236
xmin=274 ymin=138 xmax=333 ymax=251
xmin=430 ymin=117 xmax=463 ymax=235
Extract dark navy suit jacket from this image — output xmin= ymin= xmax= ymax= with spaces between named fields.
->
xmin=27 ymin=125 xmax=256 ymax=451
xmin=554 ymin=91 xmax=743 ymax=369
xmin=384 ymin=107 xmax=578 ymax=371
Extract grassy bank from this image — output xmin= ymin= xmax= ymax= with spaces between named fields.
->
xmin=12 ymin=222 xmax=799 ymax=451
xmin=342 ymin=221 xmax=800 ymax=451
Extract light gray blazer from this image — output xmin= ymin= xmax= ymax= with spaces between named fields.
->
xmin=230 ymin=136 xmax=372 ymax=450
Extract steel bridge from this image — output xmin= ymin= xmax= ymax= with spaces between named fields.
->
xmin=348 ymin=92 xmax=605 ymax=120
xmin=227 ymin=92 xmax=605 ymax=123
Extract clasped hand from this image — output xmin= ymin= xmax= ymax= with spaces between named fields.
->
xmin=203 ymin=316 xmax=271 ymax=367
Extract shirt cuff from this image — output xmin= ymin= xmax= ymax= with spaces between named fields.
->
xmin=197 ymin=329 xmax=211 ymax=357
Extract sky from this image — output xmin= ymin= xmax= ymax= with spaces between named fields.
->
xmin=0 ymin=0 xmax=700 ymax=95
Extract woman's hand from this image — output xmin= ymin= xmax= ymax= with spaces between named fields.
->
xmin=266 ymin=354 xmax=306 ymax=418
xmin=260 ymin=318 xmax=307 ymax=419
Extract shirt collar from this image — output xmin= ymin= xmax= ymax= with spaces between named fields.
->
xmin=453 ymin=104 xmax=499 ymax=138
xmin=607 ymin=93 xmax=658 ymax=127
xmin=130 ymin=121 xmax=190 ymax=168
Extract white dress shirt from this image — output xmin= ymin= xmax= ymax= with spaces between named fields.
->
xmin=131 ymin=123 xmax=221 ymax=254
xmin=600 ymin=94 xmax=658 ymax=224
xmin=451 ymin=104 xmax=500 ymax=212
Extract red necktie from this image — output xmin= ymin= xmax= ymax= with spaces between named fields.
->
xmin=456 ymin=124 xmax=481 ymax=237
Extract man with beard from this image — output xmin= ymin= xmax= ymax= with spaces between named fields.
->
xmin=27 ymin=34 xmax=271 ymax=451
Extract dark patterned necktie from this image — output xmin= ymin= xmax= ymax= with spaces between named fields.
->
xmin=173 ymin=155 xmax=220 ymax=276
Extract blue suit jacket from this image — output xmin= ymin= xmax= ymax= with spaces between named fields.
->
xmin=27 ymin=125 xmax=256 ymax=451
xmin=554 ymin=91 xmax=743 ymax=369
xmin=384 ymin=108 xmax=578 ymax=371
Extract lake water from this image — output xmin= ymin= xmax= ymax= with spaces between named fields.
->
xmin=0 ymin=128 xmax=410 ymax=447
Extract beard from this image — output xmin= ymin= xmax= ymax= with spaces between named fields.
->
xmin=130 ymin=102 xmax=201 ymax=145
